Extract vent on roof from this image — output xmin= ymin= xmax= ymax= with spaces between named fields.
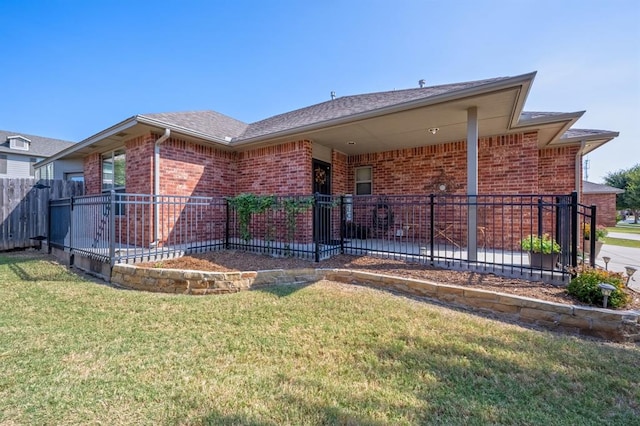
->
xmin=419 ymin=79 xmax=426 ymax=88
xmin=331 ymin=91 xmax=336 ymax=100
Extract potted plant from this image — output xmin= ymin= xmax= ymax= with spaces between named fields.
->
xmin=520 ymin=234 xmax=561 ymax=269
xmin=583 ymin=224 xmax=607 ymax=258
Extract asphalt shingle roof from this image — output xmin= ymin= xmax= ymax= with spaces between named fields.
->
xmin=0 ymin=129 xmax=75 ymax=157
xmin=520 ymin=111 xmax=572 ymax=121
xmin=141 ymin=110 xmax=248 ymax=141
xmin=582 ymin=181 xmax=625 ymax=194
xmin=561 ymin=129 xmax=615 ymax=139
xmin=138 ymin=77 xmax=513 ymax=143
xmin=239 ymin=77 xmax=510 ymax=140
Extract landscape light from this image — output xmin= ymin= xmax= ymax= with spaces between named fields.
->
xmin=625 ymin=266 xmax=637 ymax=287
xmin=598 ymin=283 xmax=616 ymax=308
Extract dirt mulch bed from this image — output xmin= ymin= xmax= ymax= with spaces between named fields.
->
xmin=140 ymin=251 xmax=640 ymax=310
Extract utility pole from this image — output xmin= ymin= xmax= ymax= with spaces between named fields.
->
xmin=584 ymin=158 xmax=590 ymax=181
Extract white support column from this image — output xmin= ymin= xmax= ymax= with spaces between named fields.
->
xmin=467 ymin=107 xmax=478 ymax=261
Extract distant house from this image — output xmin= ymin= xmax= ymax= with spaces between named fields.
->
xmin=582 ymin=181 xmax=624 ymax=227
xmin=0 ymin=130 xmax=82 ymax=180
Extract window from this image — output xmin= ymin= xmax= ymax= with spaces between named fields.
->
xmin=102 ymin=149 xmax=126 ymax=215
xmin=8 ymin=136 xmax=30 ymax=151
xmin=29 ymin=158 xmax=38 ymax=177
xmin=0 ymin=155 xmax=6 ymax=174
xmin=38 ymin=163 xmax=54 ymax=180
xmin=102 ymin=149 xmax=126 ymax=191
xmin=65 ymin=172 xmax=84 ymax=182
xmin=355 ymin=166 xmax=372 ymax=195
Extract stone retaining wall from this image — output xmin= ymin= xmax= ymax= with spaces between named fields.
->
xmin=111 ymin=264 xmax=640 ymax=342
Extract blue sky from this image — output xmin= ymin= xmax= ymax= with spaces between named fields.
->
xmin=2 ymin=0 xmax=638 ymax=183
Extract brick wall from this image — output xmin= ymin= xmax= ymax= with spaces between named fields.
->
xmin=583 ymin=193 xmax=619 ymax=227
xmin=538 ymin=145 xmax=579 ymax=194
xmin=236 ymin=140 xmax=312 ymax=195
xmin=79 ymin=129 xmax=582 ymax=252
xmin=331 ymin=150 xmax=348 ymax=195
xmin=160 ymin=136 xmax=236 ymax=197
xmin=84 ymin=153 xmax=102 ymax=195
xmin=125 ymin=134 xmax=156 ymax=194
xmin=347 ymin=141 xmax=468 ymax=195
xmin=479 ymin=132 xmax=539 ymax=193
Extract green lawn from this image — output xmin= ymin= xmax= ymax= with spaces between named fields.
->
xmin=610 ymin=223 xmax=640 ymax=234
xmin=605 ymin=224 xmax=640 ymax=248
xmin=1 ymin=252 xmax=639 ymax=425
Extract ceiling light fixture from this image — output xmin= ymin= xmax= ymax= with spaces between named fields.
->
xmin=428 ymin=127 xmax=439 ymax=135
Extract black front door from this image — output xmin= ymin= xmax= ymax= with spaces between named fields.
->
xmin=312 ymin=160 xmax=332 ymax=243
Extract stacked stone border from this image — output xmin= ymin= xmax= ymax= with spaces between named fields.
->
xmin=111 ymin=264 xmax=640 ymax=343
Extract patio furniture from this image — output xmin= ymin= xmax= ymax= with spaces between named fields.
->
xmin=435 ymin=224 xmax=460 ymax=248
xmin=372 ymin=198 xmax=394 ymax=238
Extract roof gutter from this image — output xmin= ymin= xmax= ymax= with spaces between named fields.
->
xmin=36 ymin=117 xmax=139 ymax=167
xmin=154 ymin=128 xmax=171 ymax=244
xmin=575 ymin=140 xmax=587 ymax=202
xmin=137 ymin=115 xmax=229 ymax=145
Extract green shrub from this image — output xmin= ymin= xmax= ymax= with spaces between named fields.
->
xmin=520 ymin=234 xmax=561 ymax=254
xmin=567 ymin=268 xmax=630 ymax=309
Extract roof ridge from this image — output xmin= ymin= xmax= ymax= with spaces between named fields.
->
xmin=0 ymin=128 xmax=74 ymax=144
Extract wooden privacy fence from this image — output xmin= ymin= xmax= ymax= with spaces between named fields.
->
xmin=0 ymin=178 xmax=84 ymax=251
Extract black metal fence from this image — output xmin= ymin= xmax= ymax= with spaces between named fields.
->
xmin=49 ymin=191 xmax=595 ymax=283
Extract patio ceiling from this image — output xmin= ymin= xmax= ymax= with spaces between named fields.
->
xmin=299 ymin=88 xmax=522 ymax=155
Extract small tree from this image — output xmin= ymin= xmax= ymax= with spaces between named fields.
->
xmin=604 ymin=164 xmax=640 ymax=224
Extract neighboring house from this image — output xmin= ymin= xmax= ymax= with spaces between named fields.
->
xmin=40 ymin=72 xmax=618 ymax=201
xmin=582 ymin=181 xmax=624 ymax=227
xmin=0 ymin=130 xmax=81 ymax=180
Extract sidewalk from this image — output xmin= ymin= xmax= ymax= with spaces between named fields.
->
xmin=597 ymin=241 xmax=640 ymax=292
xmin=608 ymin=232 xmax=640 ymax=242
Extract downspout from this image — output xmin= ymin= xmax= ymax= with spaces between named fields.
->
xmin=154 ymin=129 xmax=171 ymax=245
xmin=575 ymin=140 xmax=586 ymax=203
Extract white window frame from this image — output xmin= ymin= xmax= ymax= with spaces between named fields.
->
xmin=8 ymin=136 xmax=31 ymax=151
xmin=102 ymin=149 xmax=126 ymax=192
xmin=102 ymin=149 xmax=126 ymax=215
xmin=354 ymin=166 xmax=373 ymax=195
xmin=65 ymin=172 xmax=84 ymax=182
xmin=29 ymin=158 xmax=38 ymax=177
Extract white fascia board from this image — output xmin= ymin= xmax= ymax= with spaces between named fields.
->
xmin=7 ymin=135 xmax=32 ymax=142
xmin=36 ymin=117 xmax=139 ymax=167
xmin=232 ymin=71 xmax=539 ymax=147
xmin=560 ymin=131 xmax=620 ymax=144
xmin=516 ymin=111 xmax=585 ymax=128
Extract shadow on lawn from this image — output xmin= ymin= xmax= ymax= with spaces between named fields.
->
xmin=252 ymin=281 xmax=315 ymax=298
xmin=192 ymin=400 xmax=388 ymax=426
xmin=1 ymin=251 xmax=104 ymax=284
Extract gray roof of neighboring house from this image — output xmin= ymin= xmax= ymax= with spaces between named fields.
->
xmin=583 ymin=180 xmax=625 ymax=194
xmin=0 ymin=129 xmax=75 ymax=156
xmin=141 ymin=110 xmax=249 ymax=140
